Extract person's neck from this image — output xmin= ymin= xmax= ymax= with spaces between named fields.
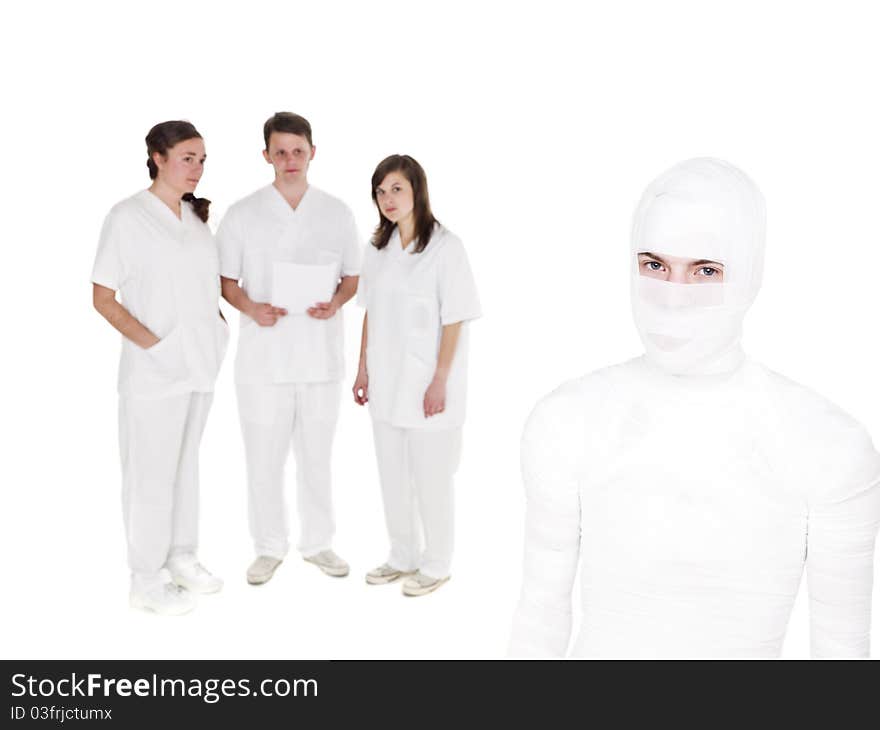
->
xmin=650 ymin=341 xmax=747 ymax=381
xmin=148 ymin=180 xmax=184 ymax=219
xmin=274 ymin=177 xmax=308 ymax=210
xmin=688 ymin=340 xmax=746 ymax=377
xmin=398 ymin=216 xmax=416 ymax=249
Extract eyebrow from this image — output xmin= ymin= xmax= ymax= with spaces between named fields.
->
xmin=638 ymin=251 xmax=669 ymax=265
xmin=638 ymin=252 xmax=724 ymax=268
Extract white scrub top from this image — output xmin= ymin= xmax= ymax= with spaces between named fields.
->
xmin=357 ymin=225 xmax=481 ymax=430
xmin=91 ymin=190 xmax=229 ymax=400
xmin=217 ymin=185 xmax=361 ymax=384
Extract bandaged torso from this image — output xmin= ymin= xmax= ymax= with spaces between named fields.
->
xmin=514 ymin=357 xmax=880 ymax=657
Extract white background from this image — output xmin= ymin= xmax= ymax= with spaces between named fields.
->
xmin=1 ymin=0 xmax=878 ymax=659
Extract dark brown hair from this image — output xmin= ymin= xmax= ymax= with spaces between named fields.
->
xmin=145 ymin=120 xmax=211 ymax=222
xmin=370 ymin=155 xmax=438 ymax=253
xmin=263 ymin=112 xmax=313 ymax=149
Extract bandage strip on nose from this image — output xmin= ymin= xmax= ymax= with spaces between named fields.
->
xmin=636 ymin=276 xmax=728 ymax=309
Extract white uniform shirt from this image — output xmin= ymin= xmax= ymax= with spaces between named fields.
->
xmin=509 ymin=358 xmax=880 ymax=658
xmin=91 ymin=190 xmax=229 ymax=400
xmin=357 ymin=225 xmax=481 ymax=430
xmin=217 ymin=185 xmax=361 ymax=384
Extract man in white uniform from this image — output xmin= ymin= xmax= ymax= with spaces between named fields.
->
xmin=509 ymin=158 xmax=880 ymax=657
xmin=217 ymin=112 xmax=361 ymax=585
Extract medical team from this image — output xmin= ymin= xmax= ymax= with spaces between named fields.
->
xmin=92 ymin=113 xmax=481 ymax=615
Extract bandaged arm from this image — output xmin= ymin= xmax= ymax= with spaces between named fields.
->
xmin=806 ymin=426 xmax=880 ymax=658
xmin=508 ymin=391 xmax=582 ymax=657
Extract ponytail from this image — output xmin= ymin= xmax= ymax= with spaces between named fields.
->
xmin=182 ymin=192 xmax=211 ymax=223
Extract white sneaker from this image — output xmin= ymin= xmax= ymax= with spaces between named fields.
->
xmin=402 ymin=571 xmax=450 ymax=597
xmin=130 ymin=571 xmax=196 ymax=616
xmin=365 ymin=563 xmax=414 ymax=585
xmin=247 ymin=556 xmax=283 ymax=585
xmin=303 ymin=550 xmax=350 ymax=577
xmin=167 ymin=558 xmax=223 ymax=594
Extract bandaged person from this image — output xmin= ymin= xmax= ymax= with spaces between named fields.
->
xmin=508 ymin=158 xmax=880 ymax=658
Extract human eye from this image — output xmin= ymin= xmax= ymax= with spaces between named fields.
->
xmin=643 ymin=260 xmax=663 ymax=271
xmin=697 ymin=266 xmax=720 ymax=277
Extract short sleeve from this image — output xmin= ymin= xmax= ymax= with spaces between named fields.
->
xmin=439 ymin=237 xmax=481 ymax=325
xmin=355 ymin=243 xmax=373 ymax=308
xmin=91 ymin=210 xmax=125 ymax=290
xmin=340 ymin=207 xmax=362 ymax=277
xmin=216 ymin=206 xmax=244 ymax=280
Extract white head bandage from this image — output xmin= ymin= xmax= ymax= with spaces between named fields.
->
xmin=630 ymin=157 xmax=766 ymax=375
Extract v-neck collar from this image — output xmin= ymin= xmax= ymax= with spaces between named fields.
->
xmin=142 ymin=188 xmax=183 ymax=220
xmin=389 ymin=228 xmax=415 ymax=256
xmin=139 ymin=189 xmax=190 ymax=238
xmin=264 ymin=183 xmax=311 ymax=223
xmin=389 ymin=224 xmax=448 ymax=258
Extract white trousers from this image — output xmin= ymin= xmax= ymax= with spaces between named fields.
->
xmin=237 ymin=381 xmax=341 ymax=559
xmin=371 ymin=421 xmax=462 ymax=579
xmin=119 ymin=392 xmax=213 ymax=585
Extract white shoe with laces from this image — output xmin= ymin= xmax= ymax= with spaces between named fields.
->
xmin=167 ymin=557 xmax=223 ymax=594
xmin=365 ymin=563 xmax=414 ymax=585
xmin=304 ymin=550 xmax=350 ymax=577
xmin=129 ymin=570 xmax=196 ymax=616
xmin=402 ymin=571 xmax=450 ymax=597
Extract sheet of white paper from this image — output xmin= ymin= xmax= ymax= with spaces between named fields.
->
xmin=271 ymin=262 xmax=339 ymax=315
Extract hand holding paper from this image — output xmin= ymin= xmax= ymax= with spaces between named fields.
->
xmin=307 ymin=300 xmax=339 ymax=319
xmin=250 ymin=302 xmax=288 ymax=326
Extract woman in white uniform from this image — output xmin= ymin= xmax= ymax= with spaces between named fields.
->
xmin=353 ymin=155 xmax=481 ymax=597
xmin=92 ymin=121 xmax=229 ymax=616
xmin=508 ymin=158 xmax=880 ymax=657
